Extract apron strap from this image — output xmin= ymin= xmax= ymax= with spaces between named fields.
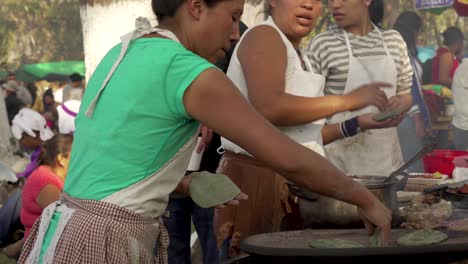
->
xmin=343 ymin=30 xmax=354 ymax=61
xmin=84 ymin=17 xmax=180 ymax=118
xmin=343 ymin=23 xmax=391 ymax=59
xmin=371 ymin=23 xmax=392 ymax=57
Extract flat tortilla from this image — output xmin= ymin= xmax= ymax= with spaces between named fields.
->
xmin=397 ymin=229 xmax=448 ymax=246
xmin=309 ymin=239 xmax=365 ymax=249
xmin=189 ymin=171 xmax=240 ymax=208
xmin=369 ymin=228 xmax=382 ymax=247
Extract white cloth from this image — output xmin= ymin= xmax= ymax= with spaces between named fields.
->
xmin=57 ymin=100 xmax=81 ymax=134
xmin=11 ymin=108 xmax=54 ymax=141
xmin=325 ymin=24 xmax=403 ymax=176
xmin=53 ymin=88 xmax=64 ymax=104
xmin=452 ymin=58 xmax=468 ymax=131
xmin=221 ymin=16 xmax=326 ymax=156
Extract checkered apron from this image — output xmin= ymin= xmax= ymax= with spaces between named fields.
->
xmin=18 ymin=193 xmax=169 ymax=264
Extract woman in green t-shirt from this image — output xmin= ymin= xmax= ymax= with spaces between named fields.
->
xmin=19 ymin=1 xmax=392 ymax=263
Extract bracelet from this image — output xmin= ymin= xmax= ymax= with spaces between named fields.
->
xmin=340 ymin=117 xmax=361 ymax=138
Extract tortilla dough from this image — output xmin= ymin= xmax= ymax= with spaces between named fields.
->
xmin=189 ymin=171 xmax=240 ymax=208
xmin=369 ymin=228 xmax=382 ymax=247
xmin=397 ymin=229 xmax=448 ymax=246
xmin=309 ymin=239 xmax=365 ymax=249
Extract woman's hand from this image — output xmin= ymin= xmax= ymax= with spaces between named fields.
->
xmin=197 ymin=125 xmax=213 ymax=153
xmin=385 ymin=94 xmax=413 ymax=112
xmin=344 ymin=82 xmax=391 ymax=111
xmin=413 ymin=113 xmax=427 ymax=138
xmin=358 ymin=198 xmax=392 ymax=246
xmin=358 ymin=113 xmax=405 ymax=131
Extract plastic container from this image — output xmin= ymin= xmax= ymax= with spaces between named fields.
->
xmin=453 ymin=156 xmax=468 ymax=182
xmin=423 ymin=150 xmax=468 ymax=178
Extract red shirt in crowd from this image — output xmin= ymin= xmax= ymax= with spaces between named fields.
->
xmin=432 ymin=47 xmax=459 ymax=85
xmin=20 ymin=165 xmax=64 ymax=239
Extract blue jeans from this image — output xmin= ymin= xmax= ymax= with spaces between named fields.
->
xmin=164 ymin=197 xmax=219 ymax=264
xmin=397 ymin=116 xmax=425 ymax=172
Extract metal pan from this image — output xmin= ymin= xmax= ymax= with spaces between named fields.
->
xmin=240 ymin=229 xmax=468 ymax=264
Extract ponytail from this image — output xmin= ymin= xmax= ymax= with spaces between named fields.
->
xmin=369 ymin=0 xmax=384 ymax=26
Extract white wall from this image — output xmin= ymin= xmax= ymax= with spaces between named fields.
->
xmin=80 ymin=0 xmax=156 ymax=80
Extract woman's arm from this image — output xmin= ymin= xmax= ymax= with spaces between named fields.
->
xmin=439 ymin=52 xmax=454 ymax=88
xmin=236 ymin=26 xmax=389 ymax=127
xmin=183 ymin=68 xmax=392 ymax=242
xmin=321 ymin=114 xmax=405 ymax=145
xmin=36 ymin=184 xmax=61 ymax=209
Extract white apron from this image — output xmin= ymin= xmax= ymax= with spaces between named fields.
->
xmin=325 ymin=25 xmax=403 ymax=176
xmin=221 ymin=17 xmax=326 ymax=156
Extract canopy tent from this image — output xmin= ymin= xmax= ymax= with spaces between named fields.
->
xmin=3 ymin=61 xmax=85 ymax=82
xmin=19 ymin=61 xmax=85 ymax=82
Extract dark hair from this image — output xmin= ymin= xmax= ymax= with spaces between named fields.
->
xmin=369 ymin=0 xmax=384 ymax=26
xmin=69 ymin=73 xmax=83 ymax=82
xmin=443 ymin=27 xmax=464 ymax=46
xmin=152 ymin=0 xmax=221 ymax=21
xmin=38 ymin=134 xmax=73 ymax=167
xmin=393 ymin=11 xmax=422 ymax=58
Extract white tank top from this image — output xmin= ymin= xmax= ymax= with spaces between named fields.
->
xmin=221 ymin=17 xmax=326 ymax=156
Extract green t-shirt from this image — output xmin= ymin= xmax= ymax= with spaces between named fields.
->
xmin=64 ymin=38 xmax=214 ymax=200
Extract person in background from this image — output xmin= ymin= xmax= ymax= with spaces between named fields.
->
xmin=21 ymin=134 xmax=73 ymax=240
xmin=393 ymin=11 xmax=432 ymax=172
xmin=432 ymin=27 xmax=464 ymax=88
xmin=42 ymin=89 xmax=59 ymax=133
xmin=56 ymin=100 xmax=81 ymax=134
xmin=2 ymin=81 xmax=24 ymax=125
xmin=26 ymin=83 xmax=38 ymax=108
xmin=452 ymin=58 xmax=468 ymax=151
xmin=164 ymin=21 xmax=248 ymax=264
xmin=12 ymin=108 xmax=55 ymax=179
xmin=7 ymin=74 xmax=32 ymax=107
xmin=0 ymin=109 xmax=54 ymax=258
xmin=307 ymin=0 xmax=413 ymax=176
xmin=217 ymin=0 xmax=399 ymax=259
xmin=62 ymin=73 xmax=84 ymax=102
xmin=1 ymin=135 xmax=73 ymax=259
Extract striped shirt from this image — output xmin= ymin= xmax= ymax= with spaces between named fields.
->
xmin=305 ymin=24 xmax=412 ymax=96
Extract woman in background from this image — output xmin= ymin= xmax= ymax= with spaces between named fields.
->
xmin=307 ymin=0 xmax=413 ymax=176
xmin=393 ymin=11 xmax=431 ymax=172
xmin=432 ymin=27 xmax=464 ymax=88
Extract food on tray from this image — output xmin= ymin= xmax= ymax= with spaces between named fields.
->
xmin=373 ymin=108 xmax=404 ymax=122
xmin=396 ymin=229 xmax=448 ymax=246
xmin=309 ymin=239 xmax=364 ymax=249
xmin=458 ymin=184 xmax=468 ymax=194
xmin=400 ymin=200 xmax=452 ymax=229
xmin=369 ymin=228 xmax=382 ymax=247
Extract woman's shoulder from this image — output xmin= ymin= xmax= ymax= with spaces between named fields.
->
xmin=27 ymin=166 xmax=60 ymax=185
xmin=381 ymin=28 xmax=405 ymax=43
xmin=307 ymin=25 xmax=342 ymax=52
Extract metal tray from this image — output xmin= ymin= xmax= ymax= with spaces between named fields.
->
xmin=240 ymin=229 xmax=468 ymax=263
